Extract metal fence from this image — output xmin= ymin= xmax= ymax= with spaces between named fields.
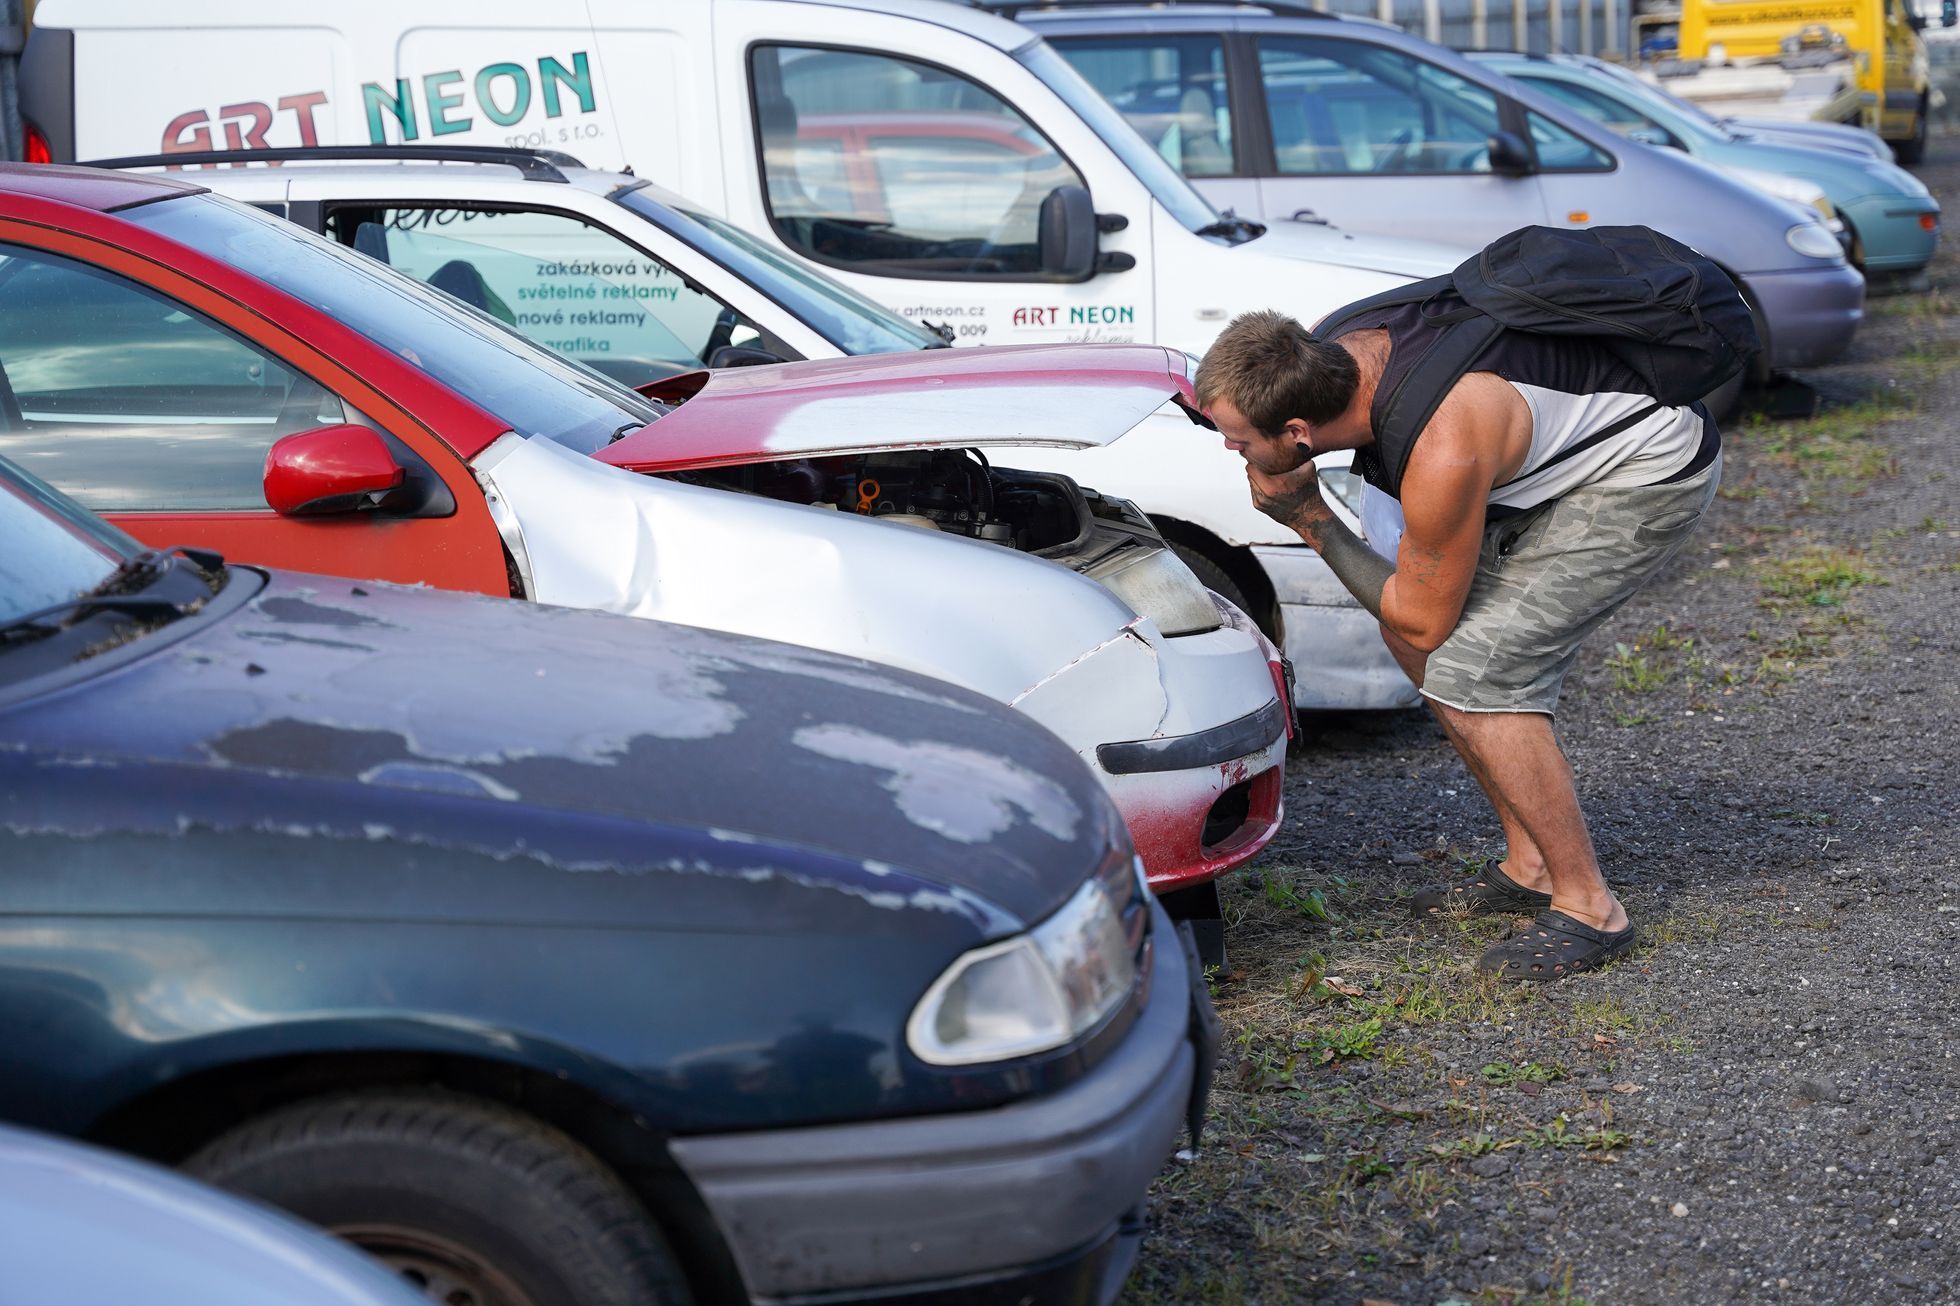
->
xmin=1312 ymin=0 xmax=1630 ymax=57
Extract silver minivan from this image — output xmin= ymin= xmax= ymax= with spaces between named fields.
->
xmin=1014 ymin=3 xmax=1865 ymax=378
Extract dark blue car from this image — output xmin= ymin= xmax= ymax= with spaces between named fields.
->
xmin=0 ymin=455 xmax=1215 ymax=1306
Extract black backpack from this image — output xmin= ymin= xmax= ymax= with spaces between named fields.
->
xmin=1317 ymin=225 xmax=1760 ymax=499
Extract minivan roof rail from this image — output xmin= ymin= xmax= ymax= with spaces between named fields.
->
xmin=974 ymin=0 xmax=1340 ymax=19
xmin=81 ymin=145 xmax=588 ymax=183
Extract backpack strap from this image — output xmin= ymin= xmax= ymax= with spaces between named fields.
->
xmin=1360 ymin=314 xmax=1505 ymax=498
xmin=1314 ymin=273 xmax=1453 ymax=341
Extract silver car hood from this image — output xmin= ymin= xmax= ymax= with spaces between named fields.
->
xmin=475 ymin=433 xmax=1157 ymax=707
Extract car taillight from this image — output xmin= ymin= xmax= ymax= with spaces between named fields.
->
xmin=22 ymin=120 xmax=51 ymax=165
xmin=1268 ymin=656 xmax=1295 ymax=741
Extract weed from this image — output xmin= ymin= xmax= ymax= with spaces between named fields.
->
xmin=1266 ymin=876 xmax=1335 ymax=921
xmin=1480 ymin=1060 xmax=1565 ymax=1088
xmin=1300 ymin=1016 xmax=1385 ymax=1065
xmin=1742 ymin=398 xmax=1910 ymax=487
xmin=1613 ymin=710 xmax=1659 ymax=727
xmin=1759 ymin=549 xmax=1884 ymax=607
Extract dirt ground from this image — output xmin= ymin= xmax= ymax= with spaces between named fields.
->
xmin=1127 ymin=137 xmax=1960 ymax=1306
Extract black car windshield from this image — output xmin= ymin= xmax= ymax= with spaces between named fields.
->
xmin=1015 ymin=40 xmax=1222 ymax=236
xmin=616 ymin=187 xmax=945 ymax=355
xmin=0 ymin=455 xmax=132 ymax=626
xmin=123 ymin=194 xmax=662 ymax=455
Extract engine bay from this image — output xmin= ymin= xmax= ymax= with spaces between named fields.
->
xmin=681 ymin=448 xmax=1163 ymax=565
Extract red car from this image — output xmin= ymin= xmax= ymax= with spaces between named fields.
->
xmin=0 ymin=164 xmax=1289 ymax=919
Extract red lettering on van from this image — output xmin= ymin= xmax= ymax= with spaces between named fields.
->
xmin=162 ymin=110 xmax=213 ymax=153
xmin=278 ymin=92 xmax=330 ymax=147
xmin=160 ymin=91 xmax=330 ymax=156
xmin=219 ymin=102 xmax=274 ymax=151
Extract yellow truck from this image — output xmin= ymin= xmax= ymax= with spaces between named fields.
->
xmin=1648 ymin=0 xmax=1953 ymax=162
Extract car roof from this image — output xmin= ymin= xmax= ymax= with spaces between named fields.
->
xmin=105 ymin=158 xmax=703 ymax=212
xmin=0 ymin=162 xmax=206 ymax=212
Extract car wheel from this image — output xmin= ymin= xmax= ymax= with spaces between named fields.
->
xmin=1895 ymin=100 xmax=1928 ymax=166
xmin=187 ymin=1090 xmax=693 ymax=1306
xmin=1170 ymin=542 xmax=1250 ymax=614
xmin=1701 ymin=368 xmax=1746 ymax=424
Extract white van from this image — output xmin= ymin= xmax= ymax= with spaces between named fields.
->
xmin=26 ymin=0 xmax=1457 ymax=706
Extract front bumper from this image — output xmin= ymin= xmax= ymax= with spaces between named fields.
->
xmin=1840 ymin=193 xmax=1940 ymax=273
xmin=1742 ymin=261 xmax=1866 ymax=371
xmin=668 ymin=898 xmax=1212 ymax=1305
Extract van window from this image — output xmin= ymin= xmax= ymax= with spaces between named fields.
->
xmin=324 ymin=205 xmax=772 ymax=386
xmin=1257 ymin=37 xmax=1504 ymax=176
xmin=1516 ymin=77 xmax=1677 ymax=147
xmin=0 ymin=243 xmax=354 ymax=512
xmin=1525 ymin=111 xmax=1615 ymax=172
xmin=750 ymin=44 xmax=1088 ymax=279
xmin=1049 ymin=35 xmax=1235 ymax=177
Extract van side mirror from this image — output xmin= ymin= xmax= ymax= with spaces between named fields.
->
xmin=263 ymin=424 xmax=405 ymax=516
xmin=1039 ymin=184 xmax=1098 ymax=280
xmin=1487 ymin=131 xmax=1535 ymax=177
xmin=1909 ymin=8 xmax=1928 ymax=29
xmin=1943 ymin=0 xmax=1956 ymax=27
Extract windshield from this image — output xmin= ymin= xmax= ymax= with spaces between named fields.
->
xmin=0 ymin=455 xmax=131 ymax=626
xmin=1015 ymin=40 xmax=1221 ymax=234
xmin=617 ymin=188 xmax=944 ymax=355
xmin=123 ymin=194 xmax=661 ymax=456
xmin=1588 ymin=60 xmax=1733 ymax=138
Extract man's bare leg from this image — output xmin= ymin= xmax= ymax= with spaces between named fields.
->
xmin=1379 ymin=626 xmax=1550 ymax=888
xmin=1426 ymin=705 xmax=1626 ymax=932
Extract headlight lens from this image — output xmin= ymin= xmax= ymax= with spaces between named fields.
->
xmin=1091 ymin=546 xmax=1222 ymax=636
xmin=907 ymin=879 xmax=1138 ymax=1066
xmin=1786 ymin=222 xmax=1844 ymax=260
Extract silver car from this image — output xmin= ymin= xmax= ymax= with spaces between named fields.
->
xmin=0 ymin=1125 xmax=422 ymax=1306
xmin=1014 ymin=3 xmax=1866 ymax=378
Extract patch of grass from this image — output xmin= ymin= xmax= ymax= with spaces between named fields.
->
xmin=1301 ymin=1016 xmax=1385 ymax=1066
xmin=1759 ymin=548 xmax=1884 ymax=607
xmin=1604 ymin=623 xmax=1694 ymax=695
xmin=1480 ymin=1060 xmax=1565 ymax=1088
xmin=1612 ymin=709 xmax=1660 ymax=727
xmin=1742 ymin=397 xmax=1910 ymax=487
xmin=1570 ymin=994 xmax=1635 ymax=1032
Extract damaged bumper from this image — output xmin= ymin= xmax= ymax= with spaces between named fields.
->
xmin=1012 ymin=596 xmax=1288 ymax=892
xmin=668 ymin=898 xmax=1207 ymax=1306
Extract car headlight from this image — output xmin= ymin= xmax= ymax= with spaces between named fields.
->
xmin=1725 ymin=163 xmax=1836 ymax=222
xmin=1786 ymin=222 xmax=1844 ymax=260
xmin=1091 ymin=546 xmax=1221 ymax=636
xmin=906 ymin=878 xmax=1138 ymax=1066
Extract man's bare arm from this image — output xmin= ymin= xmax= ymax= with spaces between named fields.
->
xmin=1245 ymin=463 xmax=1393 ymax=620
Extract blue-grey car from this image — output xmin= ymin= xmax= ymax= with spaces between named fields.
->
xmin=0 ymin=1125 xmax=425 ymax=1306
xmin=1474 ymin=52 xmax=1940 ymax=275
xmin=1013 ymin=3 xmax=1866 ymax=378
xmin=0 ymin=454 xmax=1209 ymax=1306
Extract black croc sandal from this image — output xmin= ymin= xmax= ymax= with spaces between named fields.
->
xmin=1410 ymin=861 xmax=1554 ymax=918
xmin=1477 ymin=910 xmax=1638 ymax=982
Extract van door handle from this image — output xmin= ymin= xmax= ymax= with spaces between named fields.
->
xmin=1289 ymin=209 xmax=1330 ymax=226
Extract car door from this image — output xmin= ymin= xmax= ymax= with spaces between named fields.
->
xmin=0 ymin=229 xmax=508 ymax=594
xmin=718 ymin=9 xmax=1157 ymax=350
xmin=1042 ymin=31 xmax=1264 ymax=218
xmin=1240 ymin=32 xmax=1552 ymax=245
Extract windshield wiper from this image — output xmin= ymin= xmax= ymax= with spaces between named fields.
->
xmin=0 ymin=547 xmax=223 ymax=648
xmin=917 ymin=319 xmax=957 ymax=348
xmin=1194 ymin=211 xmax=1267 ymax=244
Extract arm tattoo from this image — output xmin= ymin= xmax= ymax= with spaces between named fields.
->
xmin=1298 ymin=511 xmax=1393 ymax=622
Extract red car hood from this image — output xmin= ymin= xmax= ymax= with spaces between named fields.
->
xmin=595 ymin=344 xmax=1199 ymax=473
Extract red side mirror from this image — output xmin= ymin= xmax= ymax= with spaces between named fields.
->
xmin=263 ymin=424 xmax=405 ymax=517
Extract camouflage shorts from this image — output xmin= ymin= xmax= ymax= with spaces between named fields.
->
xmin=1421 ymin=453 xmax=1723 ymax=716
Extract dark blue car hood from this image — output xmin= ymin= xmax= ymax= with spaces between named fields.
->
xmin=0 ymin=570 xmax=1120 ymax=930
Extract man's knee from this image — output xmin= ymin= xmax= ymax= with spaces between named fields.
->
xmin=1379 ymin=623 xmax=1427 ymax=687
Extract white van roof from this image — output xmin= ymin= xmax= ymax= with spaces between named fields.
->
xmin=36 ymin=0 xmax=1039 ymax=52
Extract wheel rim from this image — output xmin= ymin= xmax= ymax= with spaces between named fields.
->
xmin=338 ymin=1225 xmax=540 ymax=1306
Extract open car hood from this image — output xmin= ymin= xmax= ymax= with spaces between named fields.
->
xmin=596 ymin=344 xmax=1200 ymax=473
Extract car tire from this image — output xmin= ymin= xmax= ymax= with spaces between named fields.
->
xmin=1895 ymin=99 xmax=1928 ymax=166
xmin=1701 ymin=367 xmax=1747 ymax=424
xmin=187 ymin=1089 xmax=694 ymax=1306
xmin=1170 ymin=542 xmax=1250 ymax=614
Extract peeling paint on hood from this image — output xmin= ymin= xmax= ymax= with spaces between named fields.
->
xmin=0 ymin=569 xmax=1123 ymax=926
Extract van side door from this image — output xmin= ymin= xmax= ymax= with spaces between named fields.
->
xmin=712 ymin=2 xmax=1155 ymax=349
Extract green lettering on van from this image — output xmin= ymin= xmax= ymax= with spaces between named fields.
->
xmin=539 ymin=52 xmax=595 ymax=117
xmin=363 ymin=79 xmax=419 ymax=142
xmin=476 ymin=62 xmax=532 ymax=127
xmin=423 ymin=70 xmax=471 ymax=135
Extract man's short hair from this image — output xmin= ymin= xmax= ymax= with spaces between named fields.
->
xmin=1194 ymin=310 xmax=1360 ymax=435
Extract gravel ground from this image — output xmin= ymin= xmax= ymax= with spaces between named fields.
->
xmin=1127 ymin=136 xmax=1960 ymax=1306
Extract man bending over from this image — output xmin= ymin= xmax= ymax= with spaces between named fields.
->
xmin=1199 ymin=308 xmax=1721 ymax=980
